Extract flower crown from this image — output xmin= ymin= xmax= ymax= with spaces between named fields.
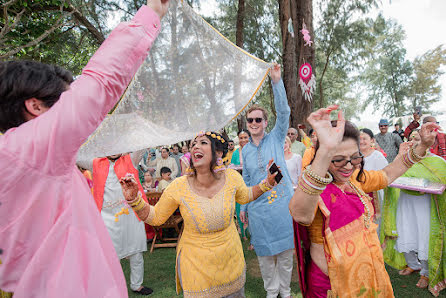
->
xmin=195 ymin=131 xmax=226 ymax=144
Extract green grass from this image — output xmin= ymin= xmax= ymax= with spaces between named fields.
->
xmin=121 ymin=239 xmax=445 ymax=297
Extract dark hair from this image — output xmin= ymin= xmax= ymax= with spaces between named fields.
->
xmin=190 ymin=131 xmax=228 ymax=174
xmin=0 ymin=60 xmax=73 ymax=132
xmin=161 ymin=147 xmax=169 ymax=153
xmin=359 ymin=128 xmax=374 ymax=140
xmin=228 ymin=139 xmax=234 ymax=144
xmin=160 ymin=167 xmax=172 ymax=175
xmin=238 ymin=129 xmax=251 ymax=138
xmin=313 ymin=121 xmax=365 ymax=183
xmin=309 ymin=128 xmax=314 ymax=136
xmin=172 ymin=144 xmax=180 ymax=149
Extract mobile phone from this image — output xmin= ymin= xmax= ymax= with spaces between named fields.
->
xmin=298 ymin=124 xmax=306 ymax=129
xmin=268 ymin=162 xmax=283 ymax=184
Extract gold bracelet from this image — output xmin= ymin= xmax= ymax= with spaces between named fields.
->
xmin=259 ymin=179 xmax=272 ymax=193
xmin=129 ymin=192 xmax=143 ymax=207
xmin=410 ymin=146 xmax=428 ymax=161
xmin=133 ymin=199 xmax=147 ymax=212
xmin=298 ymin=178 xmax=324 ymax=195
xmin=306 ymin=165 xmax=333 ymax=184
xmin=129 ymin=197 xmax=141 ymax=207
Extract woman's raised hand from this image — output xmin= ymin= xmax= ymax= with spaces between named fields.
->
xmin=306 ymin=105 xmax=345 ymax=152
xmin=419 ymin=122 xmax=440 ymax=150
xmin=119 ymin=173 xmax=139 ymax=202
xmin=147 ymin=0 xmax=170 ymax=19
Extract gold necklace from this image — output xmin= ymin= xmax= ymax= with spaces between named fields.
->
xmin=348 ymin=181 xmax=372 ymax=229
xmin=332 ymin=181 xmax=372 ymax=229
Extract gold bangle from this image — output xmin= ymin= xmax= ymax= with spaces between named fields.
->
xmin=129 ymin=196 xmax=142 ymax=207
xmin=133 ymin=199 xmax=147 ymax=212
xmin=306 ymin=166 xmax=333 ymax=185
xmin=129 ymin=192 xmax=143 ymax=206
xmin=259 ymin=179 xmax=272 ymax=193
xmin=298 ymin=178 xmax=323 ymax=195
xmin=410 ymin=146 xmax=427 ymax=161
xmin=303 ymin=171 xmax=328 ymax=189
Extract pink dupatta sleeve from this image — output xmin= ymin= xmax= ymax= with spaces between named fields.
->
xmin=3 ymin=7 xmax=161 ymax=175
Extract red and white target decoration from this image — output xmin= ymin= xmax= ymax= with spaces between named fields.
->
xmin=299 ymin=63 xmax=316 ymax=102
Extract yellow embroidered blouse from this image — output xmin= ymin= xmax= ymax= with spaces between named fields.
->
xmin=145 ymin=169 xmax=253 ymax=297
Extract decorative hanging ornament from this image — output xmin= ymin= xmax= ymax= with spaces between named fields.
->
xmin=300 ymin=21 xmax=313 ymax=47
xmin=136 ymin=91 xmax=144 ymax=102
xmin=299 ymin=63 xmax=316 ymax=102
xmin=287 ymin=18 xmax=294 ymax=38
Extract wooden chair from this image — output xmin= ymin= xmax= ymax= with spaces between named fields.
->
xmin=145 ymin=191 xmax=183 ymax=253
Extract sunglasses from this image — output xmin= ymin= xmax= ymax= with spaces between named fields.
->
xmin=247 ymin=117 xmax=263 ymax=123
xmin=331 ymin=154 xmax=364 ymax=167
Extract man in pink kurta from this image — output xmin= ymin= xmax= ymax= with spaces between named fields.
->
xmin=0 ymin=2 xmax=168 ymax=297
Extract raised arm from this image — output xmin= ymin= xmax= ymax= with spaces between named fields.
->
xmin=404 ymin=113 xmax=421 ymax=138
xmin=289 ymin=105 xmax=343 ymax=224
xmin=269 ymin=64 xmax=291 ymax=142
xmin=10 ymin=2 xmax=168 ymax=174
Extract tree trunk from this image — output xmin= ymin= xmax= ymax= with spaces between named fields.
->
xmin=235 ymin=0 xmax=246 ymax=132
xmin=278 ymin=0 xmax=314 ymax=129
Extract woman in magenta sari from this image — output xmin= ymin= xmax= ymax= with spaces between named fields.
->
xmin=289 ymin=105 xmax=439 ymax=297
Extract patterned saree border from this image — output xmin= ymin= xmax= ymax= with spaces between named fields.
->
xmin=430 ymin=278 xmax=446 ymax=297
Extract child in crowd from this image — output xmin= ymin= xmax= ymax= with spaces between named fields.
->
xmin=158 ymin=167 xmax=172 ymax=192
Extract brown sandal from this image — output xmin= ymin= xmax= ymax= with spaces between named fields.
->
xmin=416 ymin=276 xmax=429 ymax=289
xmin=398 ymin=267 xmax=419 ymax=276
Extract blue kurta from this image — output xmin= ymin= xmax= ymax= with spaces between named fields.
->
xmin=241 ymin=79 xmax=294 ymax=257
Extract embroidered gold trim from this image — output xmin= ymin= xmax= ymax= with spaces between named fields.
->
xmin=183 ymin=267 xmax=246 ymax=298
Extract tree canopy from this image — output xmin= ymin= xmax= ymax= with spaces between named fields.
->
xmin=2 ymin=0 xmax=444 ymax=126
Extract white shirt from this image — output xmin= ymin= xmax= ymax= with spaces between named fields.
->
xmin=285 ymin=153 xmax=302 ymax=188
xmin=101 ymin=159 xmax=147 ymax=259
xmin=364 ymin=150 xmax=388 ymax=171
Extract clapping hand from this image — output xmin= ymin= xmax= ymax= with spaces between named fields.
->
xmin=119 ymin=173 xmax=139 ymax=202
xmin=306 ymin=105 xmax=345 ymax=152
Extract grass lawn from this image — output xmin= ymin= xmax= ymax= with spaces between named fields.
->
xmin=121 ymin=239 xmax=444 ymax=297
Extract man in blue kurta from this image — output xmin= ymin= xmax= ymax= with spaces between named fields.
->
xmin=240 ymin=65 xmax=294 ymax=298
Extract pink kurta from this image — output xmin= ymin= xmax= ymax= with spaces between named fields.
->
xmin=0 ymin=6 xmax=160 ymax=298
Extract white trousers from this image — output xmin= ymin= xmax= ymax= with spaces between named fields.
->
xmin=127 ymin=252 xmax=144 ymax=291
xmin=257 ymin=249 xmax=293 ymax=298
xmin=404 ymin=251 xmax=429 ymax=277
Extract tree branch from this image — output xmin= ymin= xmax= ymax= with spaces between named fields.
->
xmin=0 ymin=12 xmax=70 ymax=59
xmin=31 ymin=3 xmax=105 ymax=44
